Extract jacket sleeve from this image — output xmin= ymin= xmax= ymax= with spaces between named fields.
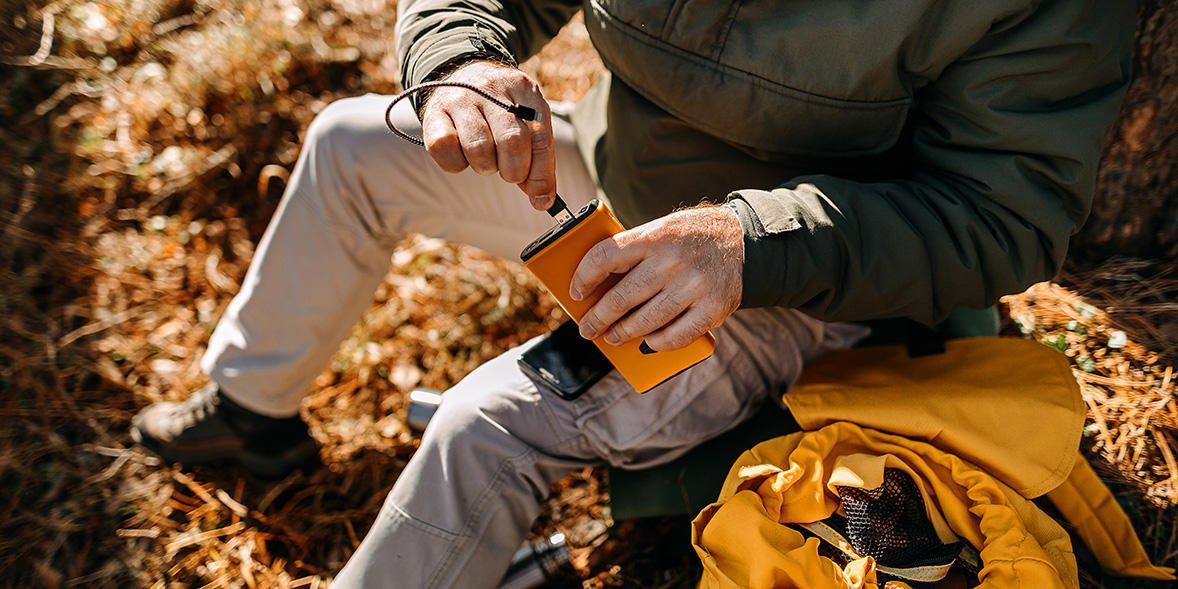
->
xmin=731 ymin=1 xmax=1134 ymax=325
xmin=395 ymin=0 xmax=582 ymax=90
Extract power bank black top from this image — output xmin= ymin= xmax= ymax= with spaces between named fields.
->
xmin=520 ymin=200 xmax=601 ymax=262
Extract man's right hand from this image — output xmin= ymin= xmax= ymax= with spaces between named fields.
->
xmin=419 ymin=60 xmax=557 ymax=211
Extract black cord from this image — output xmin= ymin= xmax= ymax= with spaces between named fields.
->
xmin=384 ymin=80 xmax=542 ymax=146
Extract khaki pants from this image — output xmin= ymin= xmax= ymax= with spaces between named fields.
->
xmin=201 ymin=94 xmax=865 ymax=587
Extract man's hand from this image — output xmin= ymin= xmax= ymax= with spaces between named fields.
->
xmin=420 ymin=60 xmax=557 ymax=210
xmin=571 ymin=206 xmax=744 ymax=351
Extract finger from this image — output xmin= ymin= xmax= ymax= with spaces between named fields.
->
xmin=600 ymin=287 xmax=688 ymax=346
xmin=421 ymin=111 xmax=468 ymax=174
xmin=641 ymin=305 xmax=715 ymax=352
xmin=569 ymin=233 xmax=646 ymax=304
xmin=578 ymin=261 xmax=666 ymax=343
xmin=448 ymin=104 xmax=499 ymax=176
xmin=483 ymin=105 xmax=532 ymax=185
xmin=520 ymin=112 xmax=556 ymax=210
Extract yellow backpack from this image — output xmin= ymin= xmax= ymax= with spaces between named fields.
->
xmin=691 ymin=338 xmax=1173 ymax=588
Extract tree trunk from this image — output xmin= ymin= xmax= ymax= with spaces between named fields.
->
xmin=1070 ymin=1 xmax=1178 ymax=267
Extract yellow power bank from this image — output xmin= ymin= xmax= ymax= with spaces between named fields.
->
xmin=521 ymin=200 xmax=715 ymax=393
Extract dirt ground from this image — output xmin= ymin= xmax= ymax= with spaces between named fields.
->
xmin=1 ymin=1 xmax=1175 ymax=588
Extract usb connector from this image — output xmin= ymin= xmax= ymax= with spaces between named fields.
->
xmin=548 ymin=195 xmax=574 ymax=225
xmin=507 ymin=104 xmax=543 ymax=122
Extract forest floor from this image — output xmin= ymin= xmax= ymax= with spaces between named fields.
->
xmin=2 ymin=1 xmax=1176 ymax=587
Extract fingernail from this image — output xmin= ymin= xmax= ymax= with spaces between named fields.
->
xmin=603 ymin=329 xmax=620 ymax=346
xmin=579 ymin=323 xmax=598 ymax=340
xmin=569 ymin=285 xmax=583 ymax=301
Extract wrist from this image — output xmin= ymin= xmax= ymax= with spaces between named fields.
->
xmin=416 ymin=55 xmax=517 ymax=114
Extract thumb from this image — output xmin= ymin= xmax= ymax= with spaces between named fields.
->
xmin=519 ymin=118 xmax=557 ymax=211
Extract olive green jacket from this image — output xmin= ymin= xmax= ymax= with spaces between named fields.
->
xmin=395 ymin=0 xmax=1133 ymax=324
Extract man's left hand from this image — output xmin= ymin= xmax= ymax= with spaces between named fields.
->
xmin=571 ymin=205 xmax=744 ymax=351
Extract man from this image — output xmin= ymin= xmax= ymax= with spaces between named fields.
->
xmin=132 ymin=0 xmax=1134 ymax=586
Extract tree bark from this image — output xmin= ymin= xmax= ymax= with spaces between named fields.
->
xmin=1071 ymin=0 xmax=1178 ymax=267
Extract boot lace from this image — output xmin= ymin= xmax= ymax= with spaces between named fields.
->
xmin=165 ymin=384 xmax=221 ymax=435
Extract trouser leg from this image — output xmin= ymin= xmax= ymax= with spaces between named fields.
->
xmin=201 ymin=94 xmax=596 ymax=417
xmin=335 ymin=342 xmax=594 ymax=589
xmin=333 ymin=308 xmax=867 ymax=588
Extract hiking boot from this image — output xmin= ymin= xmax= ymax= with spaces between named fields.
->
xmin=131 ymin=382 xmax=320 ymax=478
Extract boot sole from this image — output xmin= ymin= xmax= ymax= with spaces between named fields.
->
xmin=132 ymin=428 xmax=320 ymax=479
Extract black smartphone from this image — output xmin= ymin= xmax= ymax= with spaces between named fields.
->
xmin=519 ymin=319 xmax=615 ymax=400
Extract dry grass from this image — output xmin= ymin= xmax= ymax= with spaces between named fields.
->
xmin=1003 ymin=271 xmax=1178 ymax=583
xmin=1006 ymin=272 xmax=1178 ymax=510
xmin=1 ymin=1 xmax=1174 ymax=588
xmin=1 ymin=1 xmax=617 ymax=587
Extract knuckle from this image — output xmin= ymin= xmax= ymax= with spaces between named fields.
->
xmin=655 ymin=290 xmax=684 ymax=314
xmin=423 ymin=128 xmax=460 ymax=156
xmin=628 ymin=312 xmax=660 ymax=336
xmin=523 ymin=178 xmax=555 ymax=199
xmin=665 ymin=254 xmax=691 ymax=274
xmin=698 ymin=299 xmax=723 ymax=323
xmin=585 ymin=242 xmax=613 ymax=268
xmin=615 ymin=227 xmax=648 ymax=250
xmin=464 ymin=137 xmax=496 ymax=161
xmin=498 ymin=128 xmax=529 ymax=153
xmin=629 ymin=265 xmax=658 ymax=289
xmin=673 ymin=322 xmax=704 ymax=348
xmin=685 ymin=314 xmax=713 ymax=338
xmin=530 ymin=128 xmax=553 ymax=152
xmin=582 ymin=312 xmax=605 ymax=334
xmin=425 ymin=149 xmax=467 ymax=174
xmin=534 ymin=177 xmax=555 ymax=192
xmin=679 ymin=278 xmax=706 ymax=301
xmin=602 ymin=287 xmax=630 ymax=315
xmin=610 ymin=323 xmax=632 ymax=342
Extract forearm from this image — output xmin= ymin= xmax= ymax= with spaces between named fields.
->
xmin=730 ymin=173 xmax=1076 ymax=325
xmin=395 ymin=0 xmax=581 ymax=89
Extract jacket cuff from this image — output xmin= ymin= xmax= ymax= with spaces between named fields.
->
xmin=727 ymin=191 xmax=807 ymax=310
xmin=401 ymin=26 xmax=518 ymax=111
